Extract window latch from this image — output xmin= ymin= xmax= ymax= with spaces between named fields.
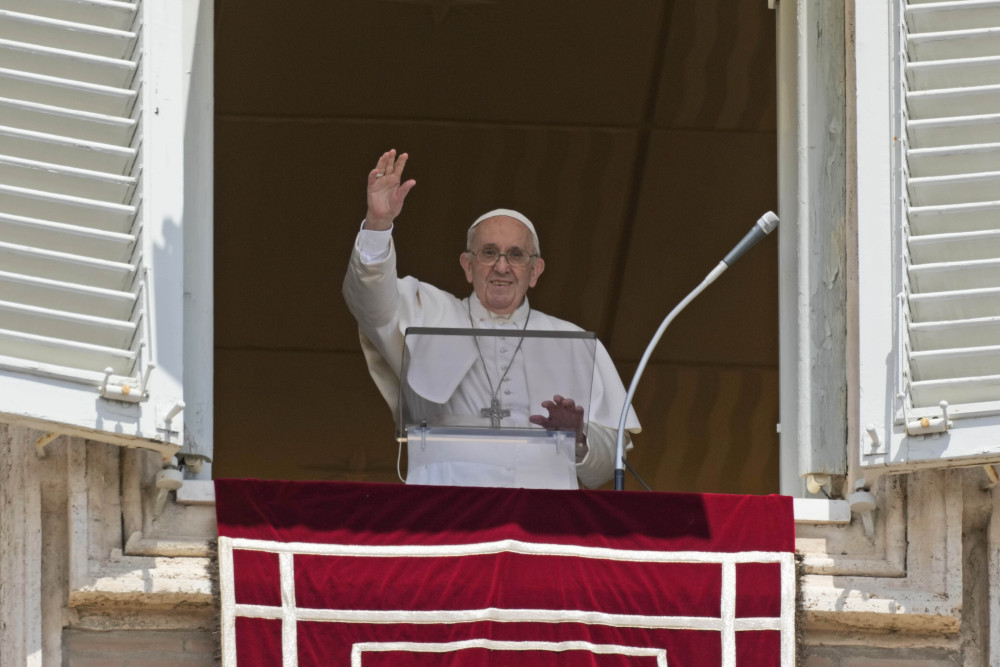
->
xmin=905 ymin=400 xmax=952 ymax=436
xmin=100 ymin=364 xmax=154 ymax=403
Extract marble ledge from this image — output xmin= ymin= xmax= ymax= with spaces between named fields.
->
xmin=179 ymin=481 xmax=852 ymax=525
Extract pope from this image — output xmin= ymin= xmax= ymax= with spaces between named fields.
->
xmin=343 ymin=149 xmax=641 ymax=488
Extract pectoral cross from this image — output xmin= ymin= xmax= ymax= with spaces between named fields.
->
xmin=480 ymin=397 xmax=510 ymax=428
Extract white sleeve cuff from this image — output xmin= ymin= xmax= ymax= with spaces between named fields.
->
xmin=575 ymin=422 xmax=626 ymax=489
xmin=356 ymin=221 xmax=393 ymax=263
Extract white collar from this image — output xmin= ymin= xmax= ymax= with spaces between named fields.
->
xmin=468 ymin=293 xmax=531 ymax=325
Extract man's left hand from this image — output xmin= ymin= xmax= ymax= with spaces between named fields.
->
xmin=529 ymin=395 xmax=588 ymax=461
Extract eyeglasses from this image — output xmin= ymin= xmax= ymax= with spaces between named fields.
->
xmin=467 ymin=247 xmax=539 ymax=268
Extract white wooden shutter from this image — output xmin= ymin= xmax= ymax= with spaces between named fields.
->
xmin=0 ymin=0 xmax=186 ymax=458
xmin=903 ymin=0 xmax=1000 ymax=412
xmin=858 ymin=0 xmax=1000 ymax=469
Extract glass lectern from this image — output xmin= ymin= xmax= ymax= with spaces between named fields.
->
xmin=397 ymin=327 xmax=597 ymax=489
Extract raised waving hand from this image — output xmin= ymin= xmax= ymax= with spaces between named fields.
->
xmin=364 ymin=149 xmax=416 ymax=231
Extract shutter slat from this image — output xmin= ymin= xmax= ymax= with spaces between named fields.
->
xmin=908 ymin=113 xmax=1000 ymax=148
xmin=0 ymin=183 xmax=134 ymax=232
xmin=911 ymin=344 xmax=1000 ymax=380
xmin=907 ymin=141 xmax=1000 ymax=176
xmin=0 ymin=269 xmax=135 ymax=320
xmin=0 ymin=211 xmax=134 ymax=261
xmin=0 ymin=37 xmax=135 ymax=88
xmin=909 ymin=200 xmax=1000 ymax=234
xmin=0 ymin=97 xmax=135 ymax=145
xmin=0 ymin=154 xmax=135 ymax=201
xmin=907 ymin=84 xmax=1000 ymax=117
xmin=0 ymin=0 xmax=136 ymax=31
xmin=909 ymin=286 xmax=1000 ymax=322
xmin=907 ymin=26 xmax=1000 ymax=61
xmin=909 ymin=257 xmax=1000 ymax=292
xmin=0 ymin=299 xmax=134 ymax=348
xmin=0 ymin=327 xmax=135 ymax=374
xmin=910 ymin=315 xmax=1000 ymax=349
xmin=908 ymin=56 xmax=1000 ymax=89
xmin=908 ymin=228 xmax=1000 ymax=262
xmin=0 ymin=10 xmax=136 ymax=59
xmin=906 ymin=1 xmax=1000 ymax=34
xmin=908 ymin=170 xmax=1000 ymax=205
xmin=4 ymin=0 xmax=137 ymax=30
xmin=911 ymin=374 xmax=1000 ymax=406
xmin=0 ymin=67 xmax=135 ymax=116
xmin=0 ymin=124 xmax=135 ymax=174
xmin=0 ymin=241 xmax=134 ymax=290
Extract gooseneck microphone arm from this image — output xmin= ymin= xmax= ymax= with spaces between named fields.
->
xmin=614 ymin=211 xmax=779 ymax=491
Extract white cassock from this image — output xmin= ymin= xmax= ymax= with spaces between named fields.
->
xmin=343 ymin=226 xmax=641 ymax=489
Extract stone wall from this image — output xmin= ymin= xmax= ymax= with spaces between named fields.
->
xmin=796 ymin=467 xmax=1000 ymax=664
xmin=802 ymin=651 xmax=959 ymax=666
xmin=0 ymin=424 xmax=216 ymax=666
xmin=62 ymin=630 xmax=216 ymax=666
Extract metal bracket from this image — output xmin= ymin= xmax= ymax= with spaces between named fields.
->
xmin=178 ymin=452 xmax=212 ymax=475
xmin=35 ymin=432 xmax=60 ymax=458
xmin=100 ymin=364 xmax=154 ymax=403
xmin=806 ymin=474 xmax=831 ymax=495
xmin=863 ymin=423 xmax=883 ymax=455
xmin=983 ymin=465 xmax=999 ymax=490
xmin=155 ymin=401 xmax=185 ymax=444
xmin=153 ymin=456 xmax=183 ymax=517
xmin=849 ymin=479 xmax=877 ymax=539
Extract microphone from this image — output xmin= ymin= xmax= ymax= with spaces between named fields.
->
xmin=614 ymin=211 xmax=779 ymax=491
xmin=724 ymin=211 xmax=779 ymax=266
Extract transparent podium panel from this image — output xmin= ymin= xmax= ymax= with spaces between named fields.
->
xmin=398 ymin=327 xmax=597 ymax=489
